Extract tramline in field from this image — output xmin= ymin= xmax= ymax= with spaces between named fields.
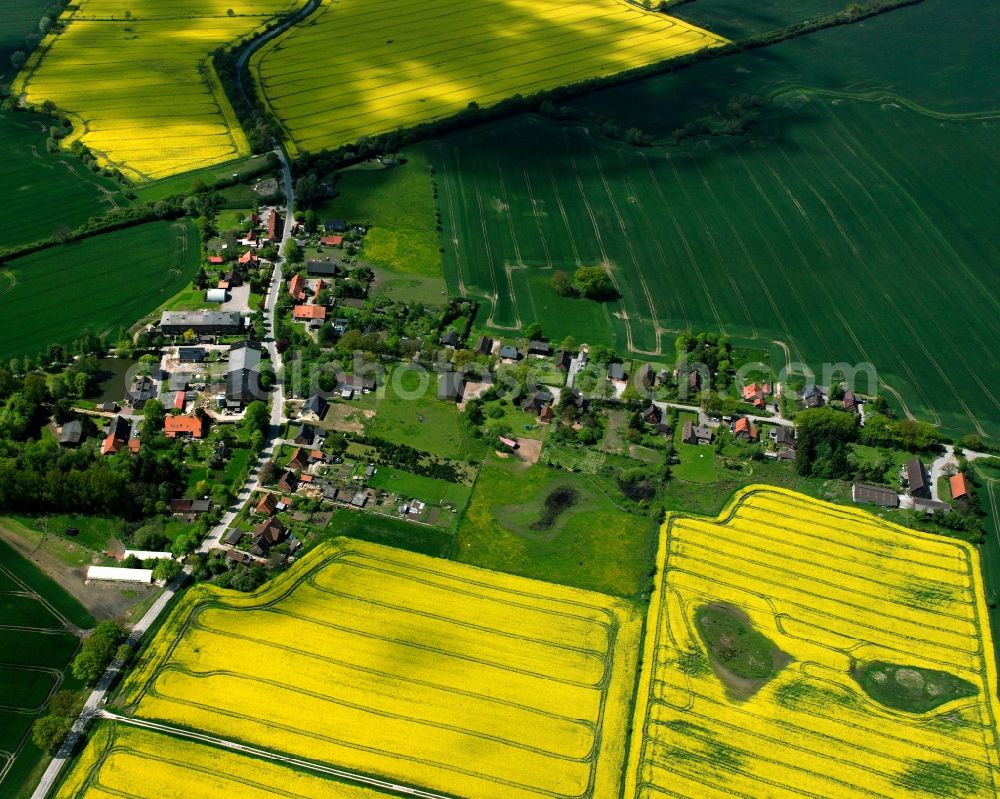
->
xmin=625 ymin=486 xmax=1000 ymax=799
xmin=106 ymin=539 xmax=641 ymax=799
xmin=251 ymin=0 xmax=726 ymax=155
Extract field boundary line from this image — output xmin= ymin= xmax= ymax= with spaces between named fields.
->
xmin=97 ymin=712 xmax=455 ymax=799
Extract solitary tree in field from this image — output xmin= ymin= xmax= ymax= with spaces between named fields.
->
xmin=574 ymin=267 xmax=617 ymax=301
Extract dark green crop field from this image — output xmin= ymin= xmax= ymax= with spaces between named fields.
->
xmin=0 ymin=1 xmax=51 ymax=82
xmin=672 ymin=0 xmax=843 ymax=39
xmin=430 ymin=0 xmax=1000 ymax=439
xmin=0 ymin=110 xmax=125 ymax=251
xmin=0 ymin=220 xmax=200 ymax=361
xmin=0 ymin=539 xmax=89 ymax=799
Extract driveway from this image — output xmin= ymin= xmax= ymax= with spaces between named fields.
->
xmin=221 ymin=284 xmax=251 ymax=313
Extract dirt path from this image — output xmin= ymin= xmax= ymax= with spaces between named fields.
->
xmin=0 ymin=524 xmax=139 ymax=621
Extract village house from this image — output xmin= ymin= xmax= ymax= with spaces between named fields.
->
xmin=288 ymin=447 xmax=310 ymax=472
xmin=227 ymin=340 xmax=263 ymax=406
xmin=769 ymin=425 xmax=796 ymax=450
xmin=950 ymin=472 xmax=972 ymax=510
xmin=554 ymin=349 xmax=571 ymax=371
xmin=475 ymin=335 xmax=493 ymax=356
xmin=288 ymin=273 xmax=307 ymax=302
xmin=438 ymin=369 xmax=465 ymax=403
xmin=528 ymin=340 xmax=552 ymax=356
xmin=293 ymin=304 xmax=327 ymax=323
xmin=301 ymin=394 xmax=329 ymax=422
xmin=277 ymin=470 xmax=298 ymax=494
xmin=608 ymin=363 xmax=628 ymax=383
xmin=440 ymin=330 xmax=460 ymax=349
xmin=265 ymin=209 xmax=282 ymax=243
xmin=851 ymin=483 xmax=899 ymax=508
xmin=733 ymin=417 xmax=759 ymax=441
xmin=58 ymin=420 xmax=83 ymax=447
xmin=641 ymin=404 xmax=662 ymax=425
xmin=324 ymin=218 xmax=348 ymax=233
xmin=160 ymin=310 xmax=242 ymax=336
xmin=636 ymin=363 xmax=654 ymax=391
xmin=904 ymin=457 xmax=931 ymax=499
xmin=742 ymin=382 xmax=771 ymax=409
xmin=801 ymin=385 xmax=824 ymax=409
xmin=289 ymin=425 xmax=315 ymax=446
xmin=255 ymin=493 xmax=279 ymax=516
xmin=177 ymin=347 xmax=206 ymax=363
xmin=164 ymin=414 xmax=206 ymax=439
xmin=306 ymin=259 xmax=342 ymax=278
xmin=682 ymin=420 xmax=712 ymax=446
xmin=251 ymin=517 xmax=286 ymax=556
xmin=499 ymin=344 xmax=521 ymax=361
xmin=101 ymin=415 xmax=140 ymax=456
xmin=320 ymin=234 xmax=343 ymax=247
xmin=843 ymin=389 xmax=860 ymax=413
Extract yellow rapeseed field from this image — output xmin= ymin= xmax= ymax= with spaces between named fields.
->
xmin=251 ymin=0 xmax=727 ymax=155
xmin=624 ymin=485 xmax=1000 ymax=799
xmin=54 ymin=722 xmax=394 ymax=799
xmin=118 ymin=538 xmax=641 ymax=799
xmin=12 ymin=0 xmax=306 ymax=181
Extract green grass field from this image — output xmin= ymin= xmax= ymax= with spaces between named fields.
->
xmin=322 ymin=508 xmax=454 ymax=557
xmin=360 ymin=366 xmax=484 ymax=461
xmin=0 ymin=538 xmax=90 ymax=799
xmin=320 ymin=154 xmax=443 ymax=278
xmin=0 ymin=219 xmax=200 ymax=361
xmin=455 ymin=458 xmax=657 ymax=598
xmin=367 ymin=467 xmax=472 ymax=509
xmin=430 ymin=0 xmax=1000 ymax=439
xmin=0 ymin=109 xmax=125 ymax=251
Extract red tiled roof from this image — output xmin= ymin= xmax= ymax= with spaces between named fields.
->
xmin=164 ymin=415 xmax=205 ymax=438
xmin=256 ymin=493 xmax=278 ymax=515
xmin=293 ymin=304 xmax=327 ymax=321
xmin=174 ymin=391 xmax=185 ymax=410
xmin=734 ymin=417 xmax=758 ymax=439
xmin=208 ymin=256 xmax=224 ymax=264
xmin=239 ymin=249 xmax=259 ymax=265
xmin=289 ymin=274 xmax=306 ymax=301
xmin=320 ymin=235 xmax=343 ymax=246
xmin=950 ymin=473 xmax=970 ymax=500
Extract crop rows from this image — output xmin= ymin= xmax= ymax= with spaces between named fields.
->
xmin=0 ymin=220 xmax=200 ymax=362
xmin=430 ymin=101 xmax=1000 ymax=435
xmin=116 ymin=540 xmax=641 ymax=799
xmin=13 ymin=0 xmax=305 ymax=181
xmin=251 ymin=0 xmax=725 ymax=155
xmin=0 ymin=553 xmax=80 ymax=794
xmin=624 ymin=486 xmax=1000 ymax=799
xmin=54 ymin=722 xmax=392 ymax=799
